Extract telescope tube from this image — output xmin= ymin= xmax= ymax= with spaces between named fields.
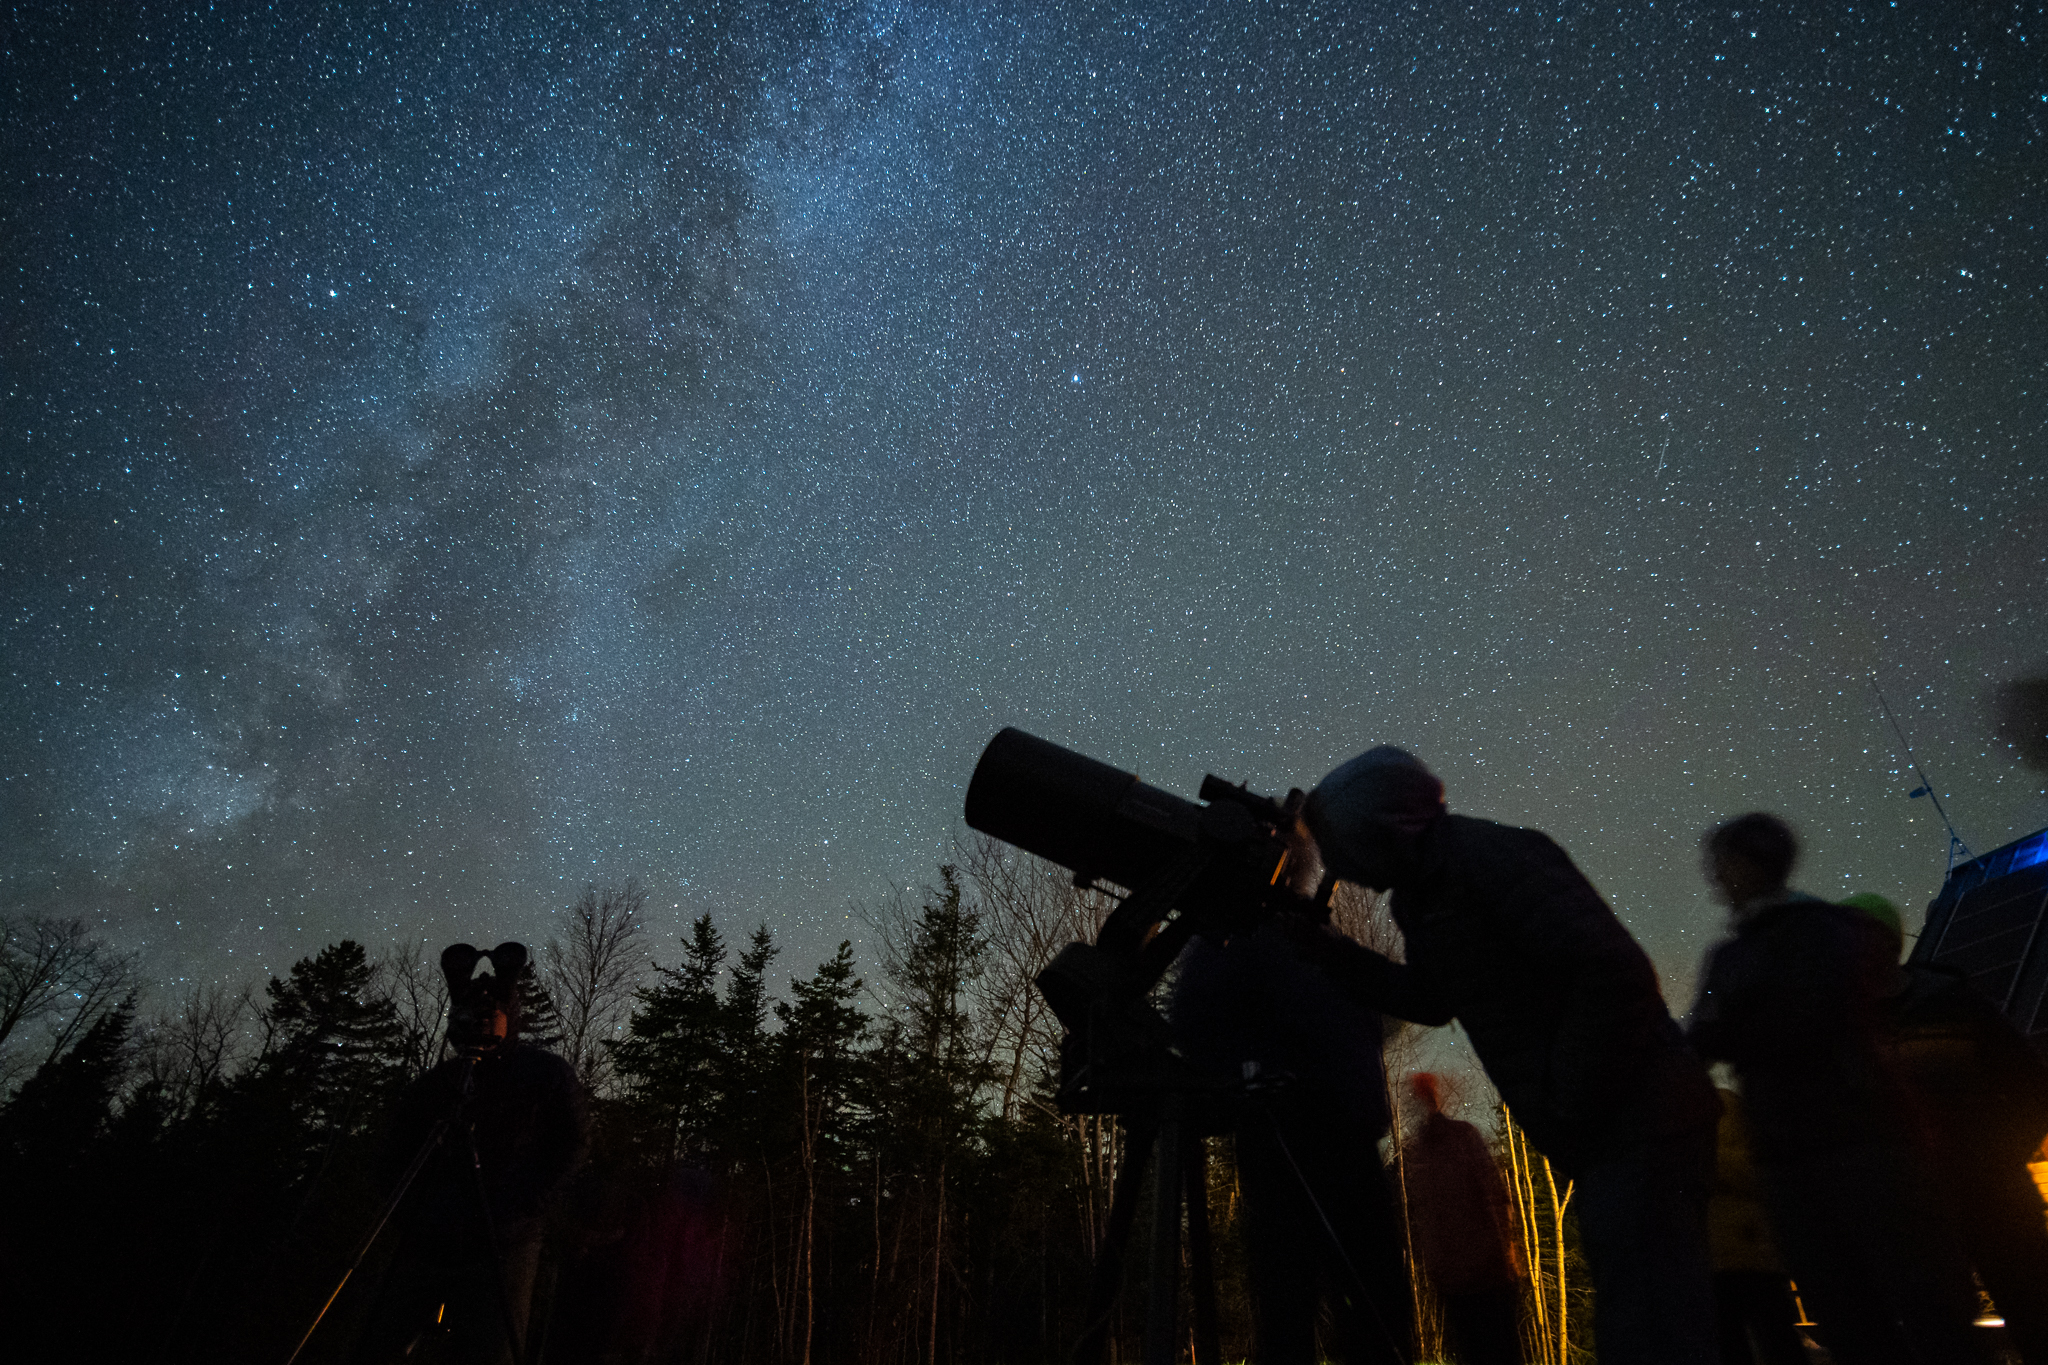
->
xmin=963 ymin=728 xmax=1203 ymax=892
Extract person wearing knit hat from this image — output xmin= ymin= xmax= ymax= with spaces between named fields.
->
xmin=1299 ymin=746 xmax=1719 ymax=1365
xmin=1313 ymin=745 xmax=1447 ymax=833
xmin=1304 ymin=746 xmax=1446 ymax=890
xmin=1839 ymin=891 xmax=1904 ymax=950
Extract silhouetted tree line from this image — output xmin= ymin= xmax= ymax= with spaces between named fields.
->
xmin=0 ymin=852 xmax=1583 ymax=1364
xmin=0 ymin=852 xmax=1222 ymax=1364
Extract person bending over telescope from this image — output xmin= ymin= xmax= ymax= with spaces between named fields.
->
xmin=349 ymin=943 xmax=587 ymax=1365
xmin=1298 ymin=747 xmax=1719 ymax=1365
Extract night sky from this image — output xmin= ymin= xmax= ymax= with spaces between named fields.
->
xmin=6 ymin=2 xmax=2043 ymax=1006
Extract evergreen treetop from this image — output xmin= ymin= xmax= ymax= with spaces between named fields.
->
xmin=0 ymin=992 xmax=137 ymax=1168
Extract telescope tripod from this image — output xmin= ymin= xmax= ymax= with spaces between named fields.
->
xmin=1073 ymin=1083 xmax=1410 ymax=1365
xmin=284 ymin=1055 xmax=530 ymax=1365
xmin=1074 ymin=1096 xmax=1224 ymax=1365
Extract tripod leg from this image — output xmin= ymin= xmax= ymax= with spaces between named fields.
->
xmin=1144 ymin=1119 xmax=1184 ymax=1365
xmin=284 ymin=1114 xmax=453 ymax=1365
xmin=1074 ymin=1116 xmax=1159 ymax=1365
xmin=1261 ymin=1105 xmax=1410 ymax=1365
xmin=463 ymin=1126 xmax=530 ymax=1365
xmin=1183 ymin=1139 xmax=1221 ymax=1365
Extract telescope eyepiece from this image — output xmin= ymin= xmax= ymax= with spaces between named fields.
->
xmin=1197 ymin=774 xmax=1294 ymax=827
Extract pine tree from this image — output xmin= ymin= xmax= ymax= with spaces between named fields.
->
xmin=516 ymin=959 xmax=567 ymax=1052
xmin=612 ymin=914 xmax=729 ymax=1164
xmin=256 ymin=940 xmax=406 ymax=1144
xmin=775 ymin=944 xmax=869 ymax=1365
xmin=894 ymin=867 xmax=991 ymax=1115
xmin=869 ymin=867 xmax=996 ymax=1365
xmin=0 ymin=992 xmax=136 ymax=1169
xmin=725 ymin=924 xmax=778 ymax=1042
xmin=719 ymin=923 xmax=780 ymax=1145
xmin=775 ymin=941 xmax=869 ymax=1147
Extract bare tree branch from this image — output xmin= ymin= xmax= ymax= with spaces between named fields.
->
xmin=956 ymin=833 xmax=1113 ymax=1121
xmin=374 ymin=939 xmax=452 ymax=1081
xmin=39 ymin=947 xmax=138 ymax=1064
xmin=0 ymin=916 xmax=137 ymax=1083
xmin=135 ymin=980 xmax=260 ymax=1117
xmin=1329 ymin=880 xmax=1404 ymax=960
xmin=543 ymin=879 xmax=648 ymax=1093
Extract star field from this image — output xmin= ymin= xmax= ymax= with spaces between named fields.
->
xmin=5 ymin=2 xmax=2043 ymax=1002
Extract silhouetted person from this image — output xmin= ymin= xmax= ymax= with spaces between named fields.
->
xmin=1174 ymin=858 xmax=1414 ymax=1365
xmin=1688 ymin=816 xmax=1975 ymax=1365
xmin=1299 ymin=745 xmax=1719 ymax=1365
xmin=1850 ymin=892 xmax=2048 ymax=1364
xmin=351 ymin=943 xmax=587 ymax=1365
xmin=1400 ymin=1072 xmax=1524 ymax=1365
xmin=1707 ymin=1088 xmax=1807 ymax=1365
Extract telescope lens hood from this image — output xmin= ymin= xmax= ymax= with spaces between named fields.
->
xmin=965 ymin=728 xmax=1203 ymax=893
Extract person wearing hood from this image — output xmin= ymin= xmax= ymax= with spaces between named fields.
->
xmin=1687 ymin=816 xmax=1975 ymax=1365
xmin=1399 ymin=1071 xmax=1525 ymax=1365
xmin=1296 ymin=745 xmax=1719 ymax=1365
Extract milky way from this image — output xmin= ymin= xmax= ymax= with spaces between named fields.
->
xmin=5 ymin=2 xmax=2043 ymax=1002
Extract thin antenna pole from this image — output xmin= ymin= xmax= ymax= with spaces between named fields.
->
xmin=1871 ymin=679 xmax=1974 ymax=870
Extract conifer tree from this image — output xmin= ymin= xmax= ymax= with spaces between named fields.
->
xmin=0 ymin=992 xmax=137 ymax=1168
xmin=890 ymin=866 xmax=993 ymax=1134
xmin=775 ymin=941 xmax=869 ymax=1153
xmin=725 ymin=923 xmax=779 ymax=1036
xmin=720 ymin=923 xmax=779 ymax=1146
xmin=775 ymin=944 xmax=869 ymax=1365
xmin=515 ymin=959 xmax=567 ymax=1052
xmin=254 ymin=940 xmax=406 ymax=1146
xmin=861 ymin=868 xmax=997 ymax=1365
xmin=612 ymin=914 xmax=729 ymax=1163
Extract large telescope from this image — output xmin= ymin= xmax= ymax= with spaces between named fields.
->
xmin=964 ymin=726 xmax=1299 ymax=894
xmin=962 ymin=727 xmax=1317 ymax=1109
xmin=964 ymin=728 xmax=1321 ymax=1365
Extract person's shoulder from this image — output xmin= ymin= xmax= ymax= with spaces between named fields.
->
xmin=1436 ymin=814 xmax=1562 ymax=866
xmin=1699 ymin=930 xmax=1747 ymax=969
xmin=414 ymin=1054 xmax=469 ymax=1092
xmin=1441 ymin=817 xmax=1606 ymax=906
xmin=1434 ymin=1111 xmax=1488 ymax=1145
xmin=504 ymin=1041 xmax=579 ymax=1082
xmin=1741 ymin=893 xmax=1840 ymax=935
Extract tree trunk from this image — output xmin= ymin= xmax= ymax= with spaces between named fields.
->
xmin=1391 ymin=1125 xmax=1430 ymax=1355
xmin=1543 ymin=1157 xmax=1573 ymax=1365
xmin=929 ymin=1158 xmax=946 ymax=1365
xmin=1502 ymin=1107 xmax=1551 ymax=1362
xmin=885 ymin=1172 xmax=910 ymax=1362
xmin=764 ymin=1153 xmax=787 ymax=1361
xmin=800 ymin=1055 xmax=817 ymax=1365
xmin=871 ymin=1150 xmax=884 ymax=1360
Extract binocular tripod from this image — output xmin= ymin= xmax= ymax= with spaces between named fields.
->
xmin=284 ymin=1053 xmax=530 ymax=1365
